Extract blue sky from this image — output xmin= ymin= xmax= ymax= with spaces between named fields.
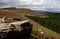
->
xmin=0 ymin=0 xmax=60 ymax=12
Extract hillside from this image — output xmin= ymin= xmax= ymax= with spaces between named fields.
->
xmin=0 ymin=8 xmax=28 ymax=20
xmin=0 ymin=8 xmax=60 ymax=39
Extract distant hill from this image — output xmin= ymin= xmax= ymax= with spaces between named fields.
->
xmin=0 ymin=8 xmax=48 ymax=17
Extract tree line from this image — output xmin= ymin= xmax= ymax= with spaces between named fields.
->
xmin=26 ymin=14 xmax=60 ymax=33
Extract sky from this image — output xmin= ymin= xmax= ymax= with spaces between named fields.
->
xmin=0 ymin=0 xmax=60 ymax=12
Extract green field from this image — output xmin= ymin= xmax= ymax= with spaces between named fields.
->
xmin=26 ymin=13 xmax=60 ymax=33
xmin=18 ymin=12 xmax=60 ymax=39
xmin=18 ymin=12 xmax=59 ymax=34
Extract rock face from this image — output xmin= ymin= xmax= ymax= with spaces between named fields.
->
xmin=0 ymin=22 xmax=33 ymax=39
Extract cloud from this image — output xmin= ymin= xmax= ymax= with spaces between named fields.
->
xmin=0 ymin=0 xmax=20 ymax=8
xmin=0 ymin=0 xmax=60 ymax=12
xmin=18 ymin=0 xmax=60 ymax=11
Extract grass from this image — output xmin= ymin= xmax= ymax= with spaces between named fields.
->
xmin=25 ymin=16 xmax=58 ymax=35
xmin=18 ymin=11 xmax=27 ymax=19
xmin=19 ymin=12 xmax=26 ymax=17
xmin=37 ymin=25 xmax=57 ymax=35
xmin=18 ymin=12 xmax=58 ymax=35
xmin=18 ymin=12 xmax=58 ymax=38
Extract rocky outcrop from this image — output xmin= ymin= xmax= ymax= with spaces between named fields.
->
xmin=0 ymin=22 xmax=33 ymax=39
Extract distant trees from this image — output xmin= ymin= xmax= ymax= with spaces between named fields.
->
xmin=26 ymin=14 xmax=60 ymax=33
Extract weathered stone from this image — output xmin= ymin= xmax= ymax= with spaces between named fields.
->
xmin=0 ymin=22 xmax=33 ymax=39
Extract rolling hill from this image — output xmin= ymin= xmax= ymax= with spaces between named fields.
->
xmin=0 ymin=8 xmax=60 ymax=39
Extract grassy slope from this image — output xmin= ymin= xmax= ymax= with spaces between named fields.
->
xmin=18 ymin=11 xmax=60 ymax=39
xmin=37 ymin=24 xmax=57 ymax=35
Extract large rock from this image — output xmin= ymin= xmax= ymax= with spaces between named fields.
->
xmin=0 ymin=22 xmax=33 ymax=39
